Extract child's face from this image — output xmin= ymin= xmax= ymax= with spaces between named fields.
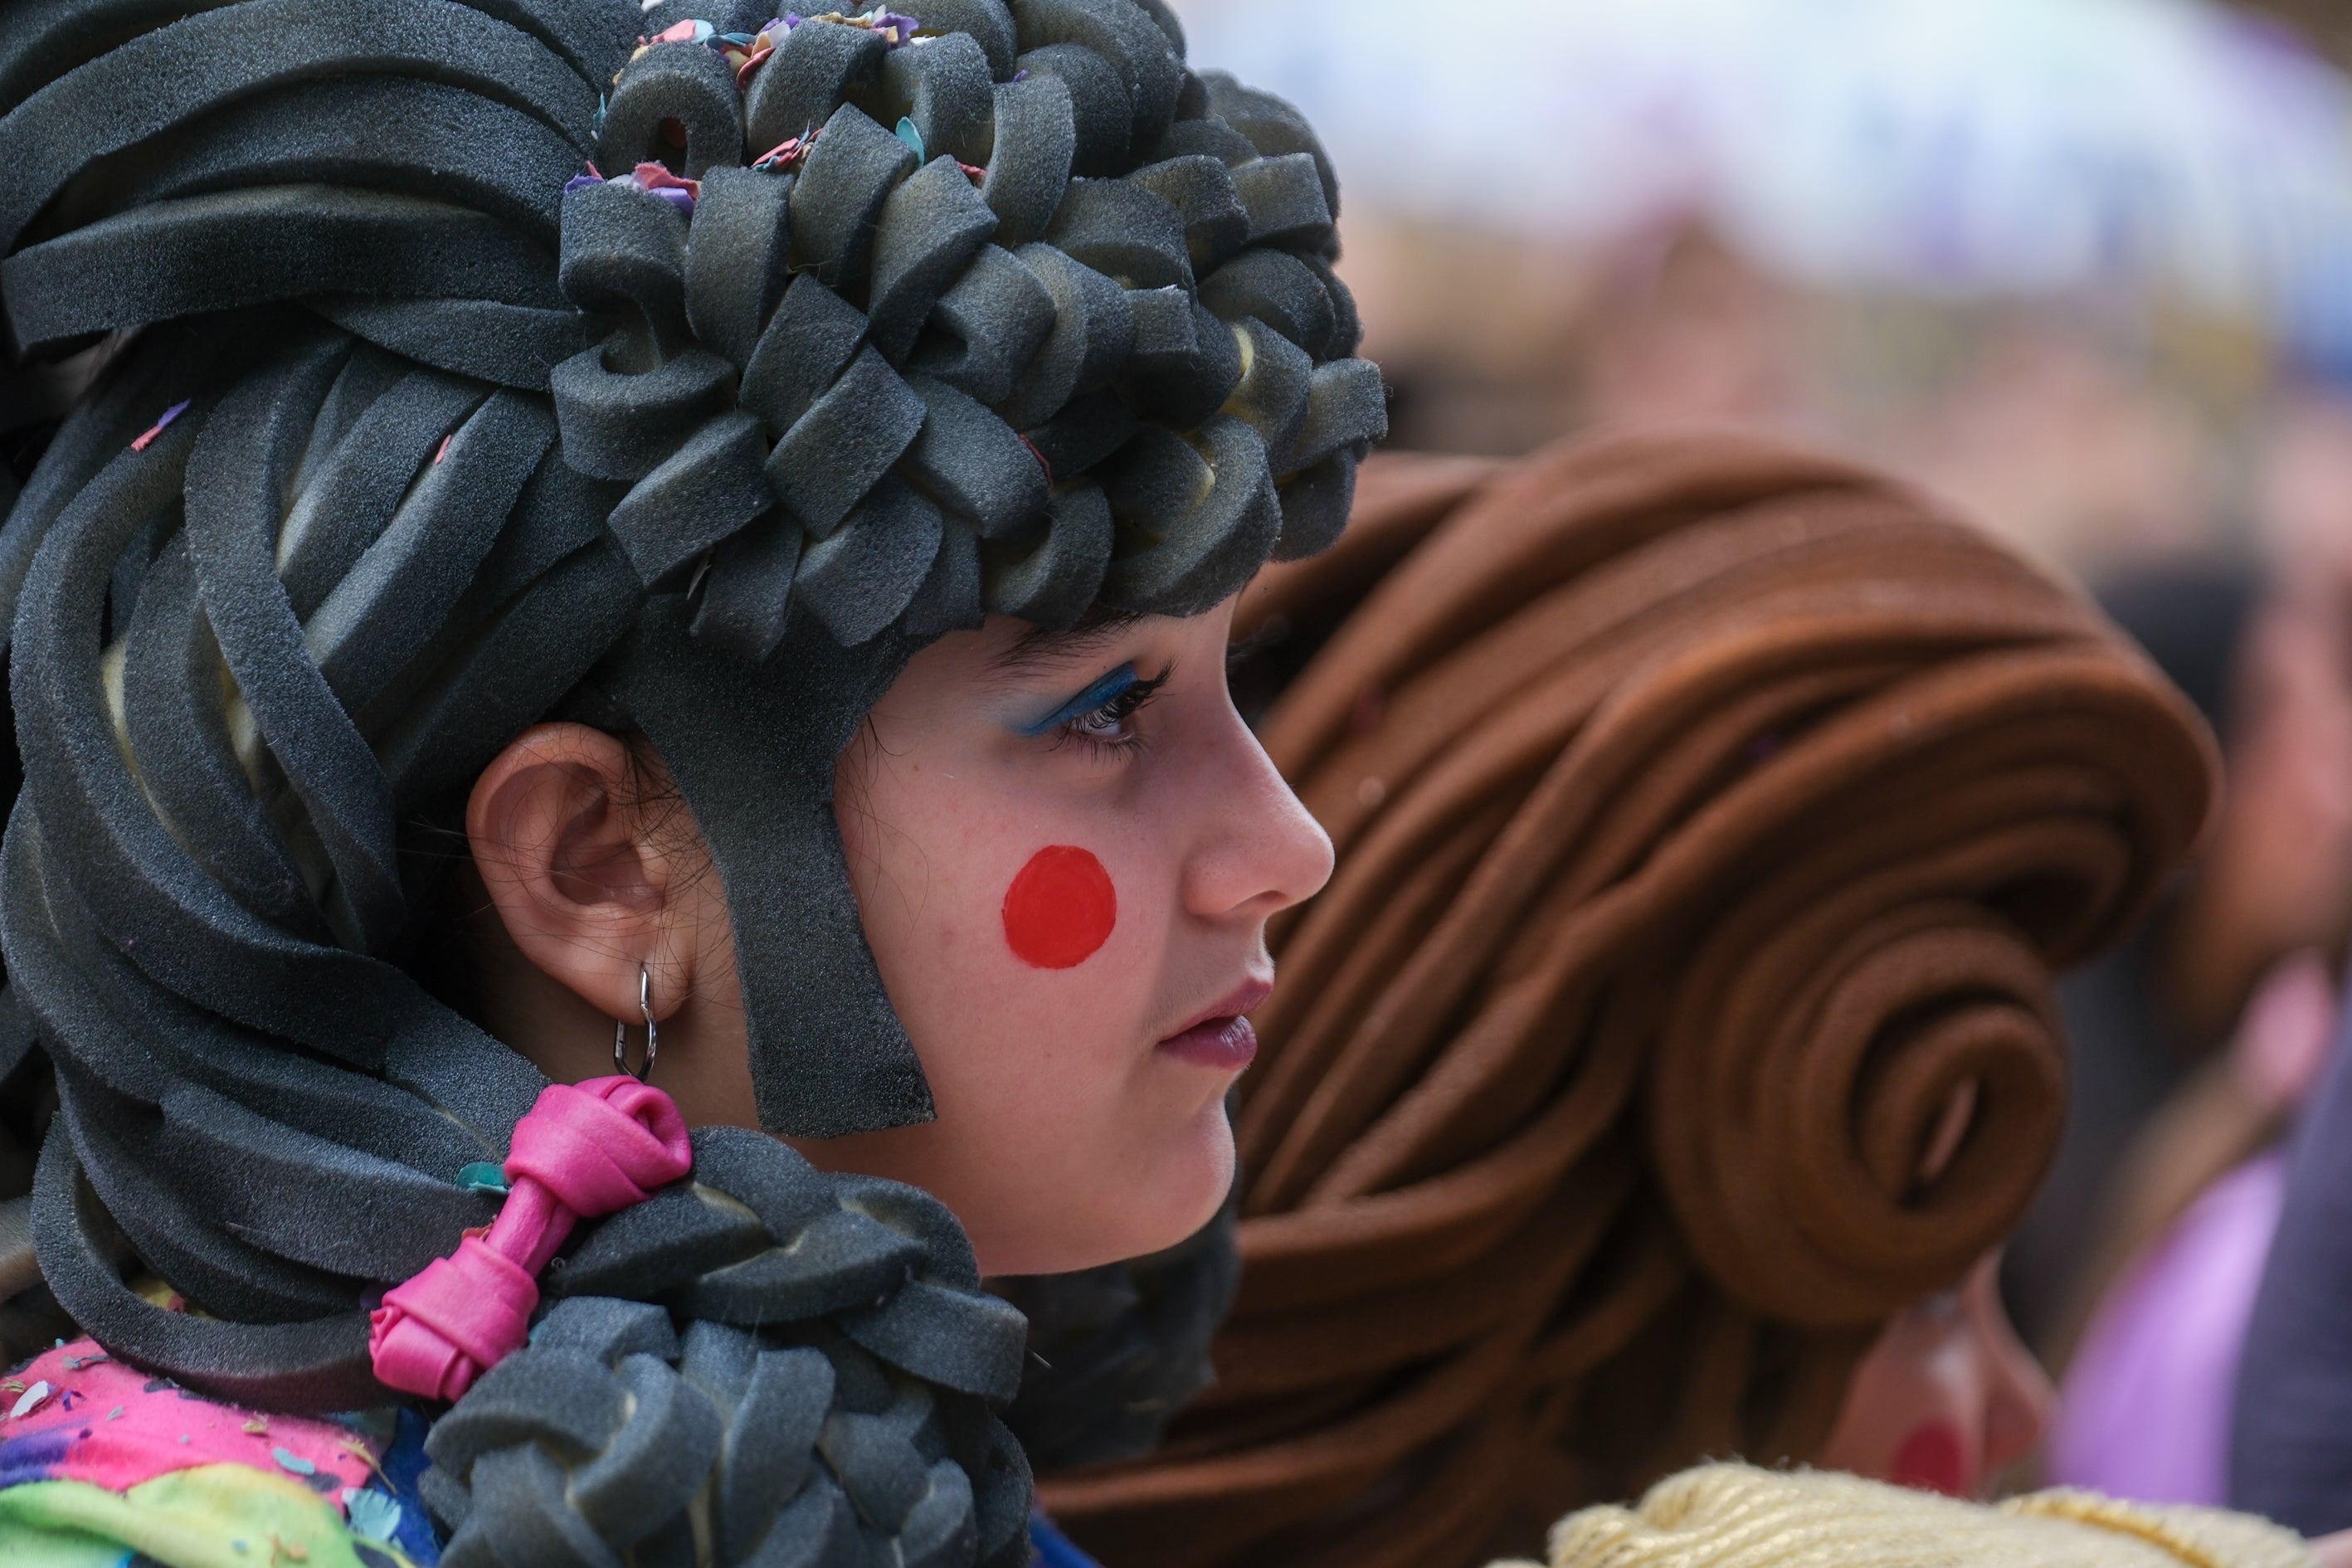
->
xmin=809 ymin=600 xmax=1335 ymax=1277
xmin=1817 ymin=1252 xmax=2055 ymax=1498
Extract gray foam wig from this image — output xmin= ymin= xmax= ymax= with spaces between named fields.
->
xmin=0 ymin=0 xmax=1377 ymax=1561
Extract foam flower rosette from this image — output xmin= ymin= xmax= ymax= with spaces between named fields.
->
xmin=556 ymin=1 xmax=1388 ymax=657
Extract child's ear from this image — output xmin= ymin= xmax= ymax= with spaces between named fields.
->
xmin=466 ymin=722 xmax=694 ymax=1024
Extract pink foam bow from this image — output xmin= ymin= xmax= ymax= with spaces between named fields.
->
xmin=369 ymin=1077 xmax=692 ymax=1402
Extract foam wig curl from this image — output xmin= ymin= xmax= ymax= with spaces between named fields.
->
xmin=0 ymin=1 xmax=1383 ymax=1563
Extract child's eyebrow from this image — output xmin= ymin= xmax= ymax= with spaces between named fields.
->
xmin=991 ymin=608 xmax=1147 ymax=676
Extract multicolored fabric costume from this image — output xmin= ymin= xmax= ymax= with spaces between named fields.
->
xmin=0 ymin=1333 xmax=1127 ymax=1567
xmin=0 ymin=1339 xmax=436 ymax=1567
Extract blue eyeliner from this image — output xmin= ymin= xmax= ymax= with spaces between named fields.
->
xmin=1017 ymin=665 xmax=1138 ymax=736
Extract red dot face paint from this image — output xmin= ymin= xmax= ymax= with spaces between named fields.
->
xmin=1891 ymin=1420 xmax=1972 ymax=1497
xmin=1002 ymin=846 xmax=1118 ymax=970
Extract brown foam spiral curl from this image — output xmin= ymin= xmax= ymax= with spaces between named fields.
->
xmin=1036 ymin=431 xmax=2219 ymax=1568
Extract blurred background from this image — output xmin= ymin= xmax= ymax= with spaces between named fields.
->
xmin=1171 ymin=0 xmax=2352 ymax=570
xmin=1163 ymin=0 xmax=2352 ymax=1499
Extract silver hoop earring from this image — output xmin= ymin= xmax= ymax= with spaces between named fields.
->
xmin=613 ymin=965 xmax=657 ymax=1082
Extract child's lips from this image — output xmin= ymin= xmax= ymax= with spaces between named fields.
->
xmin=1159 ymin=1014 xmax=1259 ymax=1071
xmin=1157 ymin=976 xmax=1273 ymax=1070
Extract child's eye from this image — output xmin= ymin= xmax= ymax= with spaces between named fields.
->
xmin=1059 ymin=666 xmax=1171 ymax=756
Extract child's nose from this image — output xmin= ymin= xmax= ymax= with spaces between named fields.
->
xmin=1184 ymin=718 xmax=1334 ymax=922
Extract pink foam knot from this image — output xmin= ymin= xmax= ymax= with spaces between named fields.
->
xmin=508 ymin=1078 xmax=693 ymax=1220
xmin=369 ymin=1076 xmax=692 ymax=1402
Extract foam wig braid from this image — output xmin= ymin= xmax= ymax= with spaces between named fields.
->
xmin=0 ymin=1 xmax=1382 ymax=1564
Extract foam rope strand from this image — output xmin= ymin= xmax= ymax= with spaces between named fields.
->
xmin=743 ymin=23 xmax=890 ymax=166
xmin=304 ymin=390 xmax=555 ymax=713
xmin=439 ymin=0 xmax=639 ymax=85
xmin=5 ymin=187 xmax=564 ymax=353
xmin=1128 ymin=154 xmax=1247 ymax=275
xmin=461 ymin=450 xmax=624 ymax=612
xmin=119 ymin=539 xmax=331 ymax=942
xmin=993 ymin=245 xmax=1131 ymax=432
xmin=149 ymin=1082 xmax=497 ymax=1282
xmin=278 ymin=368 xmax=491 ymax=618
xmin=0 ymin=799 xmax=439 ymax=1189
xmin=0 ymin=0 xmax=242 ymax=119
xmin=994 ymin=1196 xmax=1241 ymax=1472
xmin=361 ymin=538 xmax=620 ymax=743
xmin=0 ymin=978 xmax=27 ymax=1068
xmin=916 ymin=0 xmax=1024 ymax=75
xmin=1200 ymin=71 xmax=1340 ymax=220
xmin=0 ymin=822 xmax=185 ymax=1114
xmin=882 ymin=32 xmax=996 ymax=167
xmin=0 ymin=322 xmax=236 ymax=660
xmin=31 ymin=1119 xmax=382 ymax=1413
xmin=9 ymin=404 xmax=413 ymax=1064
xmin=66 ymin=932 xmax=496 ymax=1191
xmin=16 ymin=712 xmax=535 ymax=1195
xmin=601 ymin=39 xmax=746 ymax=182
xmin=1046 ymin=178 xmax=1193 ymax=292
xmin=1039 ymin=435 xmax=2220 ymax=1568
xmin=376 ymin=537 xmax=644 ymax=812
xmin=0 ymin=0 xmax=597 ymax=254
xmin=977 ymin=75 xmax=1078 ymax=246
xmin=11 ymin=775 xmax=532 ymax=1378
xmin=55 ymin=1069 xmax=363 ymax=1323
xmin=867 ymin=156 xmax=1002 ymax=362
xmin=796 ymin=102 xmax=926 ymax=297
xmin=285 ymin=345 xmax=411 ymax=501
xmin=181 ymin=343 xmax=410 ymax=957
xmin=607 ymin=601 xmax=933 ymax=1136
xmin=374 ymin=1013 xmax=552 ymax=1162
xmin=903 ymin=244 xmax=1057 ymax=407
xmin=1098 ymin=417 xmax=1281 ymax=615
xmin=1016 ymin=0 xmax=1186 ymax=153
xmin=3 ymin=859 xmax=370 ymax=1322
xmin=306 ymin=297 xmax=587 ymax=393
xmin=0 ymin=0 xmax=626 ymax=122
xmin=682 ymin=168 xmax=796 ymax=367
xmin=113 ymin=77 xmax=579 ymax=241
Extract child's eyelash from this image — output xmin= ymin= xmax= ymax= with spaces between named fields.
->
xmin=1056 ymin=665 xmax=1172 ymax=757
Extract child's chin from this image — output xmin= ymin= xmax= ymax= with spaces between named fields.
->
xmin=1079 ymin=1111 xmax=1236 ymax=1269
xmin=1141 ymin=1104 xmax=1239 ymax=1248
